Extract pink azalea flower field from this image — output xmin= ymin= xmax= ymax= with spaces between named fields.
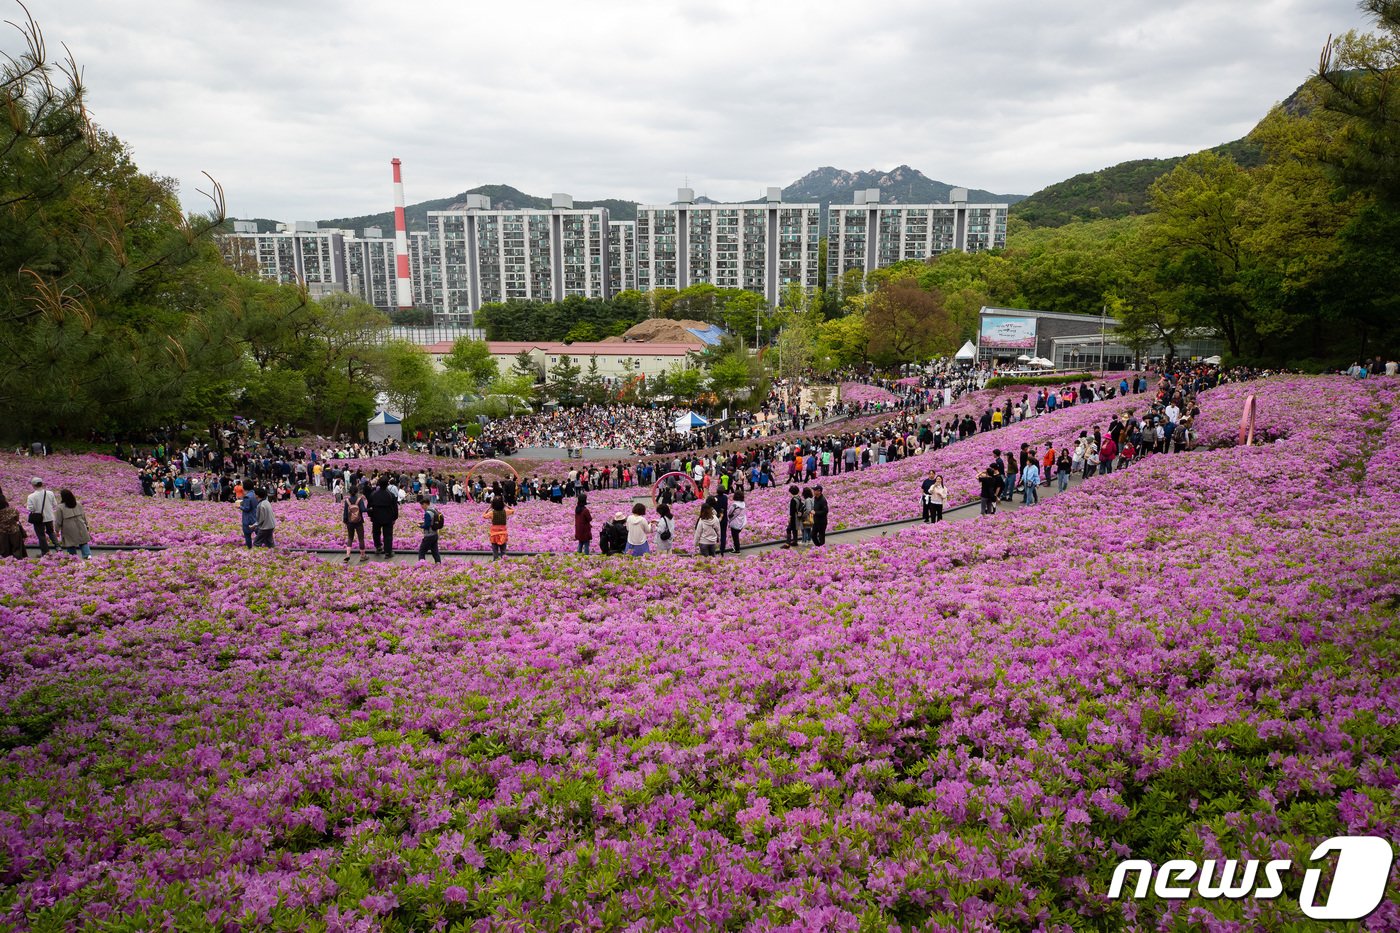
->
xmin=0 ymin=376 xmax=1397 ymax=929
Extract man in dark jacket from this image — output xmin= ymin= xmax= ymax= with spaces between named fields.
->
xmin=715 ymin=487 xmax=730 ymax=554
xmin=811 ymin=485 xmax=828 ymax=547
xmin=367 ymin=477 xmax=400 ymax=558
xmin=784 ymin=484 xmax=802 ymax=549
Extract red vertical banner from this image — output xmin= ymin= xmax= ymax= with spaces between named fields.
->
xmin=1238 ymin=394 xmax=1257 ymax=446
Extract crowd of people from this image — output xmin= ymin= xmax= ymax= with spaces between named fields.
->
xmin=1 ymin=359 xmax=1286 ymax=562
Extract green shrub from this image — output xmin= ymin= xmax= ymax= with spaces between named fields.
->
xmin=984 ymin=372 xmax=1094 ymax=389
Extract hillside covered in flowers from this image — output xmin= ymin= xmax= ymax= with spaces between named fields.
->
xmin=0 ymin=376 xmax=1397 ymax=930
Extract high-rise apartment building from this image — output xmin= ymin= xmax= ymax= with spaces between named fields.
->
xmin=342 ymin=229 xmax=398 ymax=311
xmin=826 ymin=187 xmax=1008 ymax=292
xmin=608 ymin=221 xmax=636 ymax=295
xmin=425 ymin=194 xmax=612 ymax=324
xmin=407 ymin=232 xmax=432 ymax=309
xmin=634 ymin=188 xmax=819 ymax=305
xmin=217 ymin=223 xmax=348 ymax=299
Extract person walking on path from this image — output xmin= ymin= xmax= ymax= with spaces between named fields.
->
xmin=239 ymin=481 xmax=258 ymax=549
xmin=624 ymin=503 xmax=652 ymax=557
xmin=811 ymin=485 xmax=829 ymax=546
xmin=53 ymin=489 xmax=91 ymax=559
xmin=0 ymin=495 xmax=26 ymax=559
xmin=416 ymin=496 xmax=442 ymax=563
xmin=484 ymin=496 xmax=515 ymax=561
xmin=25 ymin=479 xmax=60 ymax=555
xmin=574 ymin=494 xmax=593 ymax=554
xmin=715 ymin=486 xmax=730 ymax=555
xmin=253 ymin=488 xmax=276 ymax=548
xmin=343 ymin=486 xmax=369 ymax=563
xmin=1057 ymin=446 xmax=1073 ymax=492
xmin=726 ymin=490 xmax=747 ymax=553
xmin=368 ymin=477 xmax=400 ymax=559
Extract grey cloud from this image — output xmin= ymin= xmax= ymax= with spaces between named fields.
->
xmin=10 ymin=0 xmax=1375 ymax=219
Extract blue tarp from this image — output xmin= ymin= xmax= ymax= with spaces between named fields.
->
xmin=684 ymin=325 xmax=726 ymax=346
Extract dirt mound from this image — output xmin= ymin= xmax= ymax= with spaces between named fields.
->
xmin=603 ymin=319 xmax=710 ymax=345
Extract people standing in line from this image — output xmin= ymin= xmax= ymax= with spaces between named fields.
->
xmin=343 ymin=485 xmax=369 ymax=563
xmin=811 ymin=485 xmax=828 ymax=546
xmin=784 ymin=484 xmax=802 ymax=549
xmin=655 ymin=503 xmax=675 ymax=554
xmin=53 ymin=489 xmax=91 ymax=559
xmin=574 ymin=494 xmax=593 ymax=555
xmin=694 ymin=503 xmax=721 ymax=557
xmin=368 ymin=477 xmax=399 ymax=559
xmin=253 ymin=488 xmax=276 ymax=548
xmin=240 ymin=480 xmax=259 ymax=549
xmin=625 ymin=503 xmax=652 ymax=557
xmin=25 ymin=478 xmax=60 ymax=555
xmin=727 ymin=489 xmax=747 ymax=553
xmin=417 ymin=495 xmax=442 ymax=563
xmin=484 ymin=495 xmax=514 ymax=561
xmin=0 ymin=495 xmax=26 ymax=559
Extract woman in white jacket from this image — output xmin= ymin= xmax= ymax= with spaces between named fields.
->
xmin=726 ymin=490 xmax=747 ymax=553
xmin=693 ymin=503 xmax=721 ymax=557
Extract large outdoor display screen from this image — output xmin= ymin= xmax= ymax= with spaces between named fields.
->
xmin=978 ymin=315 xmax=1038 ymax=350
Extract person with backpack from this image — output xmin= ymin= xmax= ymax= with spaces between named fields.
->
xmin=726 ymin=489 xmax=747 ymax=553
xmin=599 ymin=511 xmax=628 ymax=555
xmin=417 ymin=495 xmax=442 ymax=563
xmin=343 ymin=487 xmax=369 ymax=563
xmin=483 ymin=495 xmax=514 ymax=561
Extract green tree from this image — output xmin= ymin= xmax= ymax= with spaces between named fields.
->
xmin=0 ymin=12 xmax=244 ymax=436
xmin=510 ymin=349 xmax=541 ymax=382
xmin=816 ymin=314 xmax=871 ymax=370
xmin=580 ymin=355 xmax=608 ymax=404
xmin=380 ymin=341 xmax=457 ymax=428
xmin=865 ymin=280 xmax=958 ymax=369
xmin=442 ymin=336 xmax=499 ymax=390
xmin=1318 ymin=1 xmax=1400 ymax=205
xmin=546 ymin=353 xmax=583 ymax=405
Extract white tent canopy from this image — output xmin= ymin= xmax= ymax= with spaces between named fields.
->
xmin=954 ymin=340 xmax=977 ymax=361
xmin=1016 ymin=354 xmax=1032 ymax=363
xmin=673 ymin=411 xmax=709 ymax=434
xmin=368 ymin=410 xmax=403 ymax=444
xmin=1031 ymin=357 xmax=1054 ymax=368
xmin=1203 ymin=355 xmax=1222 ymax=364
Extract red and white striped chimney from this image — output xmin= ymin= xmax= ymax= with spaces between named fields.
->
xmin=391 ymin=158 xmax=413 ymax=309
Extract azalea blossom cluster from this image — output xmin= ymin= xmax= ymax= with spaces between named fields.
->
xmin=0 ymin=377 xmax=1396 ymax=930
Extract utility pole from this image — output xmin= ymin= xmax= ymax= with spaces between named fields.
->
xmin=1099 ymin=304 xmax=1107 ymax=377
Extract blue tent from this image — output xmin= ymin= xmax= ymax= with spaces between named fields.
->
xmin=368 ymin=410 xmax=403 ymax=443
xmin=673 ymin=411 xmax=710 ymax=433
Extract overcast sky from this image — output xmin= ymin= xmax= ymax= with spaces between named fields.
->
xmin=10 ymin=0 xmax=1375 ymax=221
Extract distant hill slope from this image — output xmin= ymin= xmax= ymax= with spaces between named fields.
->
xmin=782 ymin=165 xmax=1023 ymax=210
xmin=315 ymin=185 xmax=639 ymax=234
xmin=279 ymin=166 xmax=1023 ymax=236
xmin=1012 ymin=80 xmax=1316 ymax=228
xmin=1010 ymin=140 xmax=1265 ymax=227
